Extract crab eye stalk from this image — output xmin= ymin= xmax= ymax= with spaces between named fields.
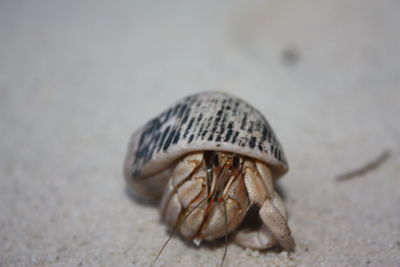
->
xmin=212 ymin=153 xmax=220 ymax=168
xmin=232 ymin=154 xmax=240 ymax=169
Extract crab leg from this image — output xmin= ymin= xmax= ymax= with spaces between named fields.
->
xmin=234 ymin=223 xmax=277 ymax=250
xmin=256 ymin=162 xmax=294 ymax=251
xmin=160 ymin=152 xmax=203 ymax=226
xmin=259 ymin=198 xmax=294 ymax=251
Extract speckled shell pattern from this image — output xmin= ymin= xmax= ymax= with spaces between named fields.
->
xmin=124 ymin=91 xmax=288 ymax=183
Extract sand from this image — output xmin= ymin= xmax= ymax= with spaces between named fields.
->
xmin=1 ymin=1 xmax=399 ymax=266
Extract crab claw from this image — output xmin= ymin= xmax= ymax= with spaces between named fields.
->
xmin=234 ymin=159 xmax=294 ymax=251
xmin=259 ymin=198 xmax=294 ymax=251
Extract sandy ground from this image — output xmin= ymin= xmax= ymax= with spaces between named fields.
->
xmin=1 ymin=1 xmax=400 ymax=266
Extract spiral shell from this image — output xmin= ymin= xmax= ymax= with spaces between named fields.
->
xmin=124 ymin=91 xmax=288 ymax=186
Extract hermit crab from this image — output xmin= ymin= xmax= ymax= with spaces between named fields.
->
xmin=124 ymin=91 xmax=294 ymax=263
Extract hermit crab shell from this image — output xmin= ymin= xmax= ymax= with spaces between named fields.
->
xmin=124 ymin=91 xmax=288 ymax=197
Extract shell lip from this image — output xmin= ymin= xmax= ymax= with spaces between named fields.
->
xmin=127 ymin=145 xmax=288 ymax=183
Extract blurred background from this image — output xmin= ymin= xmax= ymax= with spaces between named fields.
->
xmin=0 ymin=1 xmax=399 ymax=266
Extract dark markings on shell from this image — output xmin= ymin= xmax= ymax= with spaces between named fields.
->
xmin=224 ymin=129 xmax=233 ymax=142
xmin=182 ymin=112 xmax=189 ymax=125
xmin=258 ymin=143 xmax=264 ymax=151
xmin=197 ymin=123 xmax=204 ymax=138
xmin=172 ymin=130 xmax=180 ymax=144
xmin=131 ymin=92 xmax=287 ymax=177
xmin=240 ymin=112 xmax=248 ymax=130
xmin=157 ymin=126 xmax=170 ymax=151
xmin=183 ymin=117 xmax=195 ymax=139
xmin=232 ymin=131 xmax=239 ymax=144
xmin=247 ymin=121 xmax=254 ymax=134
xmin=163 ymin=128 xmax=175 ymax=151
xmin=249 ymin=136 xmax=256 ymax=149
xmin=201 ymin=129 xmax=208 ymax=139
xmin=232 ymin=101 xmax=239 ymax=116
xmin=196 ymin=113 xmax=203 ymax=127
xmin=188 ymin=134 xmax=195 ymax=143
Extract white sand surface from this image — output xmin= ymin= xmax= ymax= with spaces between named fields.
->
xmin=1 ymin=1 xmax=399 ymax=266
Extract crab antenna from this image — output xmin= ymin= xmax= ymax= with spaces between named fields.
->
xmin=211 ymin=165 xmax=230 ymax=200
xmin=206 ymin=168 xmax=213 ymax=196
xmin=219 ymin=198 xmax=228 ymax=267
xmin=151 ymin=197 xmax=208 ymax=267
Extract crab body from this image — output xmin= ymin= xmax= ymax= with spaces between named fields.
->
xmin=124 ymin=91 xmax=294 ymax=251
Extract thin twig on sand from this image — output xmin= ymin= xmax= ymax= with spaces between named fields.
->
xmin=336 ymin=150 xmax=390 ymax=182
